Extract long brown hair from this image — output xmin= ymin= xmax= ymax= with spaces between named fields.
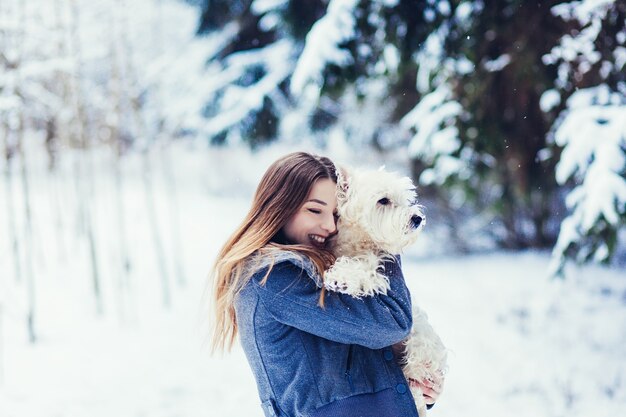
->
xmin=211 ymin=152 xmax=338 ymax=353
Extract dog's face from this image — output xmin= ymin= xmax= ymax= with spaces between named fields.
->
xmin=337 ymin=167 xmax=425 ymax=254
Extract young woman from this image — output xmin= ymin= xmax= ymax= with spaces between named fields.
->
xmin=211 ymin=152 xmax=442 ymax=417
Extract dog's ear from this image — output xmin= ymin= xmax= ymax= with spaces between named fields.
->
xmin=336 ymin=165 xmax=351 ymax=205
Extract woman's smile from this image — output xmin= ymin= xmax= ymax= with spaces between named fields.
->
xmin=309 ymin=234 xmax=327 ymax=247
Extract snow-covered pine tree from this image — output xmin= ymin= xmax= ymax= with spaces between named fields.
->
xmin=543 ymin=0 xmax=626 ymax=276
xmin=189 ymin=1 xmax=623 ymax=258
xmin=183 ymin=0 xmax=307 ymax=146
xmin=399 ymin=1 xmax=566 ymax=248
xmin=189 ymin=0 xmax=439 ymax=147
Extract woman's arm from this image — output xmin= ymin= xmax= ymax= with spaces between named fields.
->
xmin=252 ymin=258 xmax=413 ymax=349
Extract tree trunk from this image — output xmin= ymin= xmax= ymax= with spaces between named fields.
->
xmin=108 ymin=3 xmax=133 ymax=323
xmin=12 ymin=0 xmax=37 ymax=344
xmin=68 ymin=0 xmax=103 ymax=315
xmin=0 ymin=0 xmax=23 ymax=286
xmin=154 ymin=0 xmax=186 ymax=288
xmin=2 ymin=122 xmax=21 ymax=284
xmin=118 ymin=1 xmax=171 ymax=307
xmin=0 ymin=304 xmax=4 ymax=386
xmin=17 ymin=109 xmax=37 ymax=344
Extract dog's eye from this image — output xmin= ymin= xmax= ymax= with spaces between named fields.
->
xmin=377 ymin=197 xmax=390 ymax=206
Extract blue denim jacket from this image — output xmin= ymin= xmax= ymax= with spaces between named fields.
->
xmin=234 ymin=251 xmax=419 ymax=417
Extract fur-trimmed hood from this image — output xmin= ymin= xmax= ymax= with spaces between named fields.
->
xmin=241 ymin=248 xmax=324 ymax=288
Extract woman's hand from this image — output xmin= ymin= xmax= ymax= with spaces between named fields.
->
xmin=407 ymin=376 xmax=444 ymax=405
xmin=391 ymin=341 xmax=445 ymax=405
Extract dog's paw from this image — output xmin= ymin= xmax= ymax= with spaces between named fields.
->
xmin=324 ymin=255 xmax=391 ymax=297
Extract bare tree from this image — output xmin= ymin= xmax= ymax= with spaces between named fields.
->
xmin=0 ymin=0 xmax=23 ymax=290
xmin=107 ymin=1 xmax=134 ymax=323
xmin=0 ymin=303 xmax=3 ymax=386
xmin=67 ymin=0 xmax=103 ymax=315
xmin=154 ymin=0 xmax=186 ymax=288
xmin=117 ymin=0 xmax=171 ymax=308
xmin=11 ymin=0 xmax=37 ymax=344
xmin=47 ymin=0 xmax=71 ymax=265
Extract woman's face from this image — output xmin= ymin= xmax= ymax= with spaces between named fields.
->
xmin=281 ymin=178 xmax=338 ymax=249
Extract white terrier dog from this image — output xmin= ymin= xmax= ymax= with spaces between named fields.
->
xmin=325 ymin=166 xmax=447 ymax=416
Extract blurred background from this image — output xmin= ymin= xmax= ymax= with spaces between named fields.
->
xmin=0 ymin=1 xmax=624 ymax=416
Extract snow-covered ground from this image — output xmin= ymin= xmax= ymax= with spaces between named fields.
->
xmin=0 ymin=141 xmax=625 ymax=417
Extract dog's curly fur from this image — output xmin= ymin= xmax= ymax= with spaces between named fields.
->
xmin=324 ymin=165 xmax=447 ymax=416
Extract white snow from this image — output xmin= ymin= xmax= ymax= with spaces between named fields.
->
xmin=483 ymin=54 xmax=511 ymax=72
xmin=415 ymin=28 xmax=446 ymax=94
xmin=551 ymin=0 xmax=615 ymax=26
xmin=454 ymin=2 xmax=475 ymax=23
xmin=382 ymin=44 xmax=401 ymax=74
xmin=436 ymin=1 xmax=452 ymax=17
xmin=290 ymin=0 xmax=359 ymax=96
xmin=540 ymin=89 xmax=562 ymax=112
xmin=251 ymin=0 xmax=288 ymax=15
xmin=401 ymin=83 xmax=469 ymax=185
xmin=544 ymin=0 xmax=616 ymax=87
xmin=550 ymin=86 xmax=626 ymax=271
xmin=613 ymin=46 xmax=626 ymax=71
xmin=202 ymin=39 xmax=295 ymax=138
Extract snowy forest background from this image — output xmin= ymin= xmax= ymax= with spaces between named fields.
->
xmin=0 ymin=0 xmax=625 ymax=416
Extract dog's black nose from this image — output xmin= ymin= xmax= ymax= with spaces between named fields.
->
xmin=411 ymin=215 xmax=423 ymax=228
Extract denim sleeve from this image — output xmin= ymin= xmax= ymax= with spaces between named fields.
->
xmin=251 ymin=258 xmax=413 ymax=349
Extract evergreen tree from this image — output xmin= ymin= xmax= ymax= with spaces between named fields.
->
xmin=192 ymin=0 xmax=625 ymax=266
xmin=544 ymin=0 xmax=626 ymax=275
xmin=407 ymin=1 xmax=567 ymax=248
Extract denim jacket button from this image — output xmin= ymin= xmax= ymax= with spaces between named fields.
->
xmin=396 ymin=383 xmax=407 ymax=394
xmin=383 ymin=349 xmax=394 ymax=361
